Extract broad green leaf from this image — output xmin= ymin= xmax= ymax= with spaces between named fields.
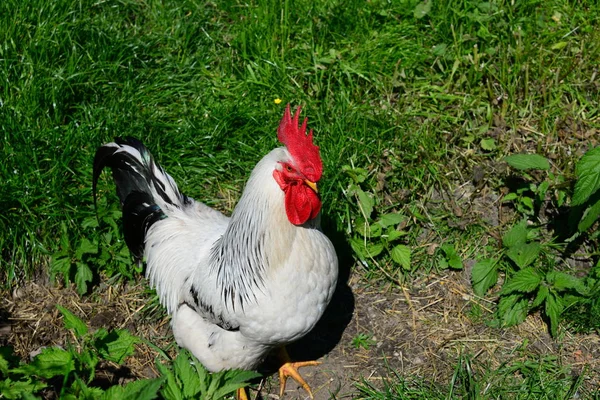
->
xmin=390 ymin=245 xmax=411 ymax=270
xmin=502 ymin=220 xmax=528 ymax=249
xmin=57 ymin=305 xmax=88 ymax=338
xmin=546 ymin=271 xmax=587 ymax=295
xmin=497 ymin=294 xmax=529 ymax=327
xmin=75 ymin=238 xmax=98 ymax=260
xmin=504 ymin=154 xmax=550 ymax=171
xmin=94 ymin=329 xmax=138 ymax=364
xmin=0 ymin=378 xmax=47 ymax=398
xmin=501 ymin=193 xmax=518 ymax=202
xmin=413 ymin=1 xmax=431 ymax=18
xmin=578 ymin=197 xmax=600 ymax=232
xmin=102 ymin=378 xmax=164 ymax=400
xmin=499 ymin=267 xmax=542 ymax=295
xmin=506 ymin=242 xmax=541 ymax=269
xmin=545 ymin=291 xmax=563 ymax=337
xmin=156 ymin=361 xmax=182 ymax=400
xmin=349 ymin=239 xmax=384 ymax=259
xmin=471 ymin=259 xmax=498 ymax=296
xmin=369 ymin=223 xmax=382 ymax=238
xmin=50 ymin=255 xmax=71 ymax=281
xmin=480 ymin=138 xmax=496 ymax=151
xmin=384 ymin=228 xmax=406 ymax=242
xmin=441 ymin=244 xmax=463 ymax=270
xmin=377 ymin=213 xmax=406 ymax=228
xmin=356 ymin=189 xmax=374 ymax=219
xmin=19 ymin=347 xmax=74 ymax=379
xmin=212 ymin=370 xmax=261 ymax=399
xmin=532 ymin=285 xmax=549 ymax=308
xmin=572 ymin=146 xmax=600 ymax=205
xmin=173 ymin=351 xmax=201 ymax=398
xmin=75 ymin=262 xmax=94 ymax=295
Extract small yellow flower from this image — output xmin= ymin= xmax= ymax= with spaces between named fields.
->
xmin=274 ymin=98 xmax=282 ymax=104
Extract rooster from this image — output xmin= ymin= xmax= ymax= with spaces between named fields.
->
xmin=93 ymin=105 xmax=338 ymax=399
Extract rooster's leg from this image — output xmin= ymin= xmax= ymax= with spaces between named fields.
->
xmin=277 ymin=347 xmax=320 ymax=399
xmin=236 ymin=387 xmax=249 ymax=400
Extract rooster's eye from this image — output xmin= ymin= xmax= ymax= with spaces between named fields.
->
xmin=285 ymin=165 xmax=293 ymax=172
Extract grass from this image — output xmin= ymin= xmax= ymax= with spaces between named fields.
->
xmin=1 ymin=0 xmax=600 ymax=398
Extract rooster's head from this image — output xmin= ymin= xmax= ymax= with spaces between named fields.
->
xmin=273 ymin=104 xmax=323 ymax=225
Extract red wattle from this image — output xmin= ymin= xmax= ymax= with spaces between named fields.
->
xmin=284 ymin=184 xmax=321 ymax=225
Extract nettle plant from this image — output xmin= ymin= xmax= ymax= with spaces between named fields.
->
xmin=343 ymin=164 xmax=411 ymax=273
xmin=472 ymin=147 xmax=600 ymax=336
xmin=51 ymin=197 xmax=134 ymax=295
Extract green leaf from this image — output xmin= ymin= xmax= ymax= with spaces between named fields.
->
xmin=173 ymin=351 xmax=201 ymax=398
xmin=356 ymin=189 xmax=374 ymax=219
xmin=0 ymin=378 xmax=47 ymax=398
xmin=377 ymin=213 xmax=406 ymax=228
xmin=471 ymin=259 xmax=498 ymax=296
xmin=384 ymin=228 xmax=406 ymax=242
xmin=94 ymin=329 xmax=138 ymax=364
xmin=545 ymin=291 xmax=563 ymax=337
xmin=75 ymin=262 xmax=93 ymax=295
xmin=75 ymin=238 xmax=98 ymax=260
xmin=497 ymin=294 xmax=529 ymax=327
xmin=551 ymin=41 xmax=568 ymax=50
xmin=480 ymin=138 xmax=496 ymax=151
xmin=350 ymin=238 xmax=384 ymax=259
xmin=390 ymin=245 xmax=411 ymax=270
xmin=572 ymin=146 xmax=600 ymax=205
xmin=413 ymin=1 xmax=431 ymax=19
xmin=502 ymin=220 xmax=528 ymax=249
xmin=546 ymin=271 xmax=587 ymax=295
xmin=211 ymin=370 xmax=261 ymax=399
xmin=369 ymin=223 xmax=382 ymax=238
xmin=505 ymin=242 xmax=541 ymax=269
xmin=50 ymin=255 xmax=71 ymax=282
xmin=504 ymin=154 xmax=550 ymax=171
xmin=440 ymin=244 xmax=463 ymax=270
xmin=103 ymin=378 xmax=164 ymax=400
xmin=499 ymin=267 xmax=542 ymax=295
xmin=578 ymin=197 xmax=600 ymax=232
xmin=19 ymin=347 xmax=74 ymax=379
xmin=57 ymin=305 xmax=88 ymax=338
xmin=532 ymin=285 xmax=549 ymax=308
xmin=156 ymin=361 xmax=182 ymax=400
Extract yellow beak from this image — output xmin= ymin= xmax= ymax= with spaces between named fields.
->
xmin=304 ymin=180 xmax=318 ymax=193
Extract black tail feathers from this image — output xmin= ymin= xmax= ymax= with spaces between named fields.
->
xmin=93 ymin=137 xmax=180 ymax=260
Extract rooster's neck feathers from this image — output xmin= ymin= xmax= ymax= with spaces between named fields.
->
xmin=209 ymin=147 xmax=314 ymax=312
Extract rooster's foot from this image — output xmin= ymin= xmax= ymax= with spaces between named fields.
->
xmin=277 ymin=347 xmax=320 ymax=399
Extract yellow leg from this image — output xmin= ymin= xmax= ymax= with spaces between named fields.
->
xmin=277 ymin=347 xmax=320 ymax=399
xmin=236 ymin=387 xmax=249 ymax=400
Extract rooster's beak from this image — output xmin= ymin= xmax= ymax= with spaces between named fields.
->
xmin=304 ymin=180 xmax=318 ymax=193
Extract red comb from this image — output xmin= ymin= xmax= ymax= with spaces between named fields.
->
xmin=277 ymin=104 xmax=323 ymax=182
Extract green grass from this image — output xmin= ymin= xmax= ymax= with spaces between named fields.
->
xmin=356 ymin=353 xmax=594 ymax=400
xmin=1 ymin=0 xmax=600 ymax=397
xmin=3 ymin=0 xmax=598 ymax=282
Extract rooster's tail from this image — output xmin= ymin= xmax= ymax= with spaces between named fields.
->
xmin=93 ymin=137 xmax=188 ymax=260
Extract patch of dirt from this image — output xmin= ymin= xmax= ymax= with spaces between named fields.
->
xmin=274 ymin=269 xmax=600 ymax=399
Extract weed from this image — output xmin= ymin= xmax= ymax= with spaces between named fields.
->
xmin=472 ymin=148 xmax=600 ymax=335
xmin=351 ymin=333 xmax=376 ymax=350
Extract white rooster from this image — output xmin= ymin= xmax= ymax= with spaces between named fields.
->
xmin=93 ymin=105 xmax=339 ymax=399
